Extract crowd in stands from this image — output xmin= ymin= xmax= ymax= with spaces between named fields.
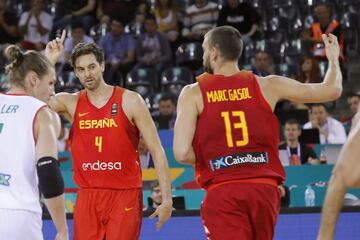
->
xmin=0 ymin=0 xmax=359 ymax=169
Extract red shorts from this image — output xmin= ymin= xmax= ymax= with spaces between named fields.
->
xmin=201 ymin=182 xmax=280 ymax=240
xmin=74 ymin=188 xmax=143 ymax=240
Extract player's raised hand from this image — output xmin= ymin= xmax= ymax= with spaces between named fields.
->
xmin=149 ymin=200 xmax=172 ymax=231
xmin=322 ymin=33 xmax=340 ymax=62
xmin=45 ymin=30 xmax=66 ymax=65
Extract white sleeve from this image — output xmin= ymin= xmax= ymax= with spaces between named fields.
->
xmin=19 ymin=12 xmax=28 ymax=27
xmin=327 ymin=119 xmax=347 ymax=144
xmin=303 ymin=122 xmax=312 ymax=129
xmin=40 ymin=13 xmax=53 ymax=31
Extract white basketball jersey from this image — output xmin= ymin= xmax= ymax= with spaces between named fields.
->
xmin=0 ymin=93 xmax=46 ymax=213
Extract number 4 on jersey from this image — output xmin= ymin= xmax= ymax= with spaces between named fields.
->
xmin=95 ymin=136 xmax=103 ymax=152
xmin=221 ymin=111 xmax=249 ymax=147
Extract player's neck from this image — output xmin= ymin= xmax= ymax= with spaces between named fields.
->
xmin=213 ymin=61 xmax=240 ymax=77
xmin=7 ymin=86 xmax=28 ymax=95
xmin=86 ymin=81 xmax=113 ymax=100
xmin=287 ymin=140 xmax=299 ymax=148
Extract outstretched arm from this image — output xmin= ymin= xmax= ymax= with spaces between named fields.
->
xmin=317 ymin=112 xmax=360 ymax=240
xmin=261 ymin=34 xmax=342 ymax=108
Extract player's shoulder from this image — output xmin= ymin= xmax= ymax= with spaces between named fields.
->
xmin=55 ymin=91 xmax=80 ymax=102
xmin=122 ymin=89 xmax=146 ymax=107
xmin=181 ymin=83 xmax=200 ymax=96
xmin=37 ymin=107 xmax=59 ymax=123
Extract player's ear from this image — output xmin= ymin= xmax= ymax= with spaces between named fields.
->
xmin=100 ymin=61 xmax=105 ymax=73
xmin=25 ymin=71 xmax=39 ymax=87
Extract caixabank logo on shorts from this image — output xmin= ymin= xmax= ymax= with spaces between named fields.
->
xmin=209 ymin=152 xmax=269 ymax=171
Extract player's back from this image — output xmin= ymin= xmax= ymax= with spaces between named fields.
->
xmin=193 ymin=71 xmax=285 ymax=188
xmin=0 ymin=93 xmax=46 ymax=213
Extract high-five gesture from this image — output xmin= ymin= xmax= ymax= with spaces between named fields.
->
xmin=322 ymin=33 xmax=340 ymax=62
xmin=45 ymin=30 xmax=66 ymax=65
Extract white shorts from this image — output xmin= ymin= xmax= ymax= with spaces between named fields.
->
xmin=0 ymin=208 xmax=43 ymax=240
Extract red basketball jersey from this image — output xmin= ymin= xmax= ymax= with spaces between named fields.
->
xmin=70 ymin=87 xmax=141 ymax=189
xmin=192 ymin=71 xmax=285 ymax=189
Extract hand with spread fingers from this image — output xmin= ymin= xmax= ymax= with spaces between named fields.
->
xmin=149 ymin=200 xmax=172 ymax=231
xmin=45 ymin=30 xmax=66 ymax=65
xmin=322 ymin=33 xmax=340 ymax=62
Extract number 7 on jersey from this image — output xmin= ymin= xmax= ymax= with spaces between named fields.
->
xmin=221 ymin=111 xmax=249 ymax=147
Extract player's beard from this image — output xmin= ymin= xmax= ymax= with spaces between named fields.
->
xmin=203 ymin=56 xmax=213 ymax=74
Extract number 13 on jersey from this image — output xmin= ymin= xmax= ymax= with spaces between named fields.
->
xmin=95 ymin=136 xmax=103 ymax=152
xmin=221 ymin=111 xmax=249 ymax=147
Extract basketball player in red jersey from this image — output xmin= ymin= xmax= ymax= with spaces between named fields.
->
xmin=317 ymin=108 xmax=360 ymax=240
xmin=173 ymin=26 xmax=342 ymax=239
xmin=45 ymin=32 xmax=172 ymax=239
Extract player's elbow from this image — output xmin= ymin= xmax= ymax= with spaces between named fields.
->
xmin=331 ymin=86 xmax=343 ymax=100
xmin=173 ymin=147 xmax=190 ymax=164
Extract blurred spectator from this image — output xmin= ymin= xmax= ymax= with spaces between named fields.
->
xmin=303 ymin=104 xmax=347 ymax=144
xmin=341 ymin=92 xmax=360 ymax=127
xmin=97 ymin=0 xmax=144 ymax=26
xmin=100 ymin=17 xmax=135 ymax=85
xmin=152 ymin=93 xmax=176 ymax=129
xmin=252 ymin=51 xmax=272 ymax=77
xmin=217 ymin=0 xmax=261 ymax=43
xmin=182 ymin=0 xmax=219 ymax=42
xmin=301 ymin=2 xmax=344 ymax=61
xmin=153 ymin=0 xmax=179 ymax=44
xmin=138 ymin=135 xmax=152 ymax=168
xmin=0 ymin=0 xmax=18 ymax=46
xmin=51 ymin=0 xmax=96 ymax=38
xmin=279 ymin=119 xmax=319 ymax=165
xmin=18 ymin=0 xmax=53 ymax=51
xmin=297 ymin=56 xmax=321 ymax=83
xmin=135 ymin=14 xmax=172 ymax=74
xmin=63 ymin=21 xmax=94 ymax=64
xmin=57 ymin=116 xmax=70 ymax=152
xmin=148 ymin=180 xmax=162 ymax=210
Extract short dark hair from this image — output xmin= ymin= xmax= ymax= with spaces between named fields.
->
xmin=111 ymin=16 xmax=125 ymax=25
xmin=70 ymin=43 xmax=105 ymax=68
xmin=310 ymin=103 xmax=327 ymax=111
xmin=150 ymin=180 xmax=160 ymax=192
xmin=205 ymin=26 xmax=243 ymax=61
xmin=145 ymin=14 xmax=157 ymax=22
xmin=159 ymin=93 xmax=175 ymax=104
xmin=285 ymin=119 xmax=301 ymax=130
xmin=347 ymin=92 xmax=360 ymax=99
xmin=71 ymin=20 xmax=85 ymax=30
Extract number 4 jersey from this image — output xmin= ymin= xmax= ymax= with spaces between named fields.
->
xmin=70 ymin=87 xmax=141 ymax=189
xmin=193 ymin=71 xmax=285 ymax=189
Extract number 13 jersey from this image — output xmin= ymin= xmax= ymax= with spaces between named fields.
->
xmin=70 ymin=87 xmax=141 ymax=189
xmin=192 ymin=71 xmax=285 ymax=189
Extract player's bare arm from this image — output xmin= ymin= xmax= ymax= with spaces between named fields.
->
xmin=34 ymin=107 xmax=68 ymax=240
xmin=173 ymin=83 xmax=201 ymax=165
xmin=317 ymin=112 xmax=360 ymax=240
xmin=257 ymin=34 xmax=342 ymax=110
xmin=49 ymin=92 xmax=79 ymax=123
xmin=122 ymin=90 xmax=173 ymax=231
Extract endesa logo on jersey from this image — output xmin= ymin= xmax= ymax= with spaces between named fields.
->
xmin=82 ymin=161 xmax=122 ymax=171
xmin=209 ymin=152 xmax=268 ymax=171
